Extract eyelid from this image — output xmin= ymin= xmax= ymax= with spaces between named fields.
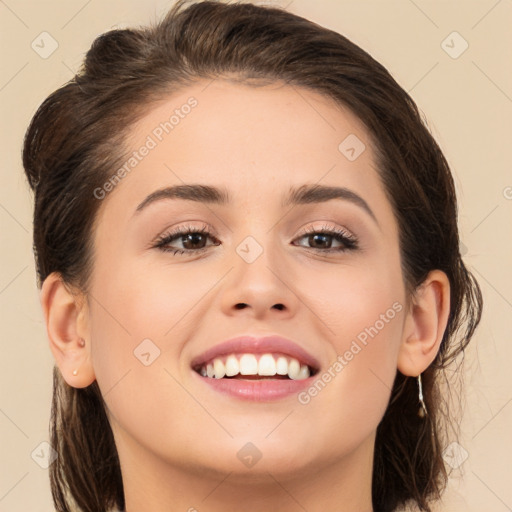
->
xmin=297 ymin=222 xmax=356 ymax=239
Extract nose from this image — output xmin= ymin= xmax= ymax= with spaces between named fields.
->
xmin=219 ymin=236 xmax=299 ymax=320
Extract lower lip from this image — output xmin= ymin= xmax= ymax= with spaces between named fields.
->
xmin=192 ymin=370 xmax=315 ymax=401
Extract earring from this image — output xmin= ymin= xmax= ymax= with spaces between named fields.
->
xmin=417 ymin=374 xmax=428 ymax=418
xmin=73 ymin=339 xmax=85 ymax=375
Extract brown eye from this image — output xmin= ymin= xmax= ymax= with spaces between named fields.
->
xmin=154 ymin=224 xmax=219 ymax=255
xmin=293 ymin=224 xmax=358 ymax=253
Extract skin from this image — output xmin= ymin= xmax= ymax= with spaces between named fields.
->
xmin=41 ymin=79 xmax=450 ymax=512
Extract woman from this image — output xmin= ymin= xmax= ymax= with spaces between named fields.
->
xmin=22 ymin=1 xmax=483 ymax=511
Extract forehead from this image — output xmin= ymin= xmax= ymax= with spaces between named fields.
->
xmin=95 ymin=79 xmax=393 ymax=231
xmin=130 ymin=78 xmax=372 ymax=162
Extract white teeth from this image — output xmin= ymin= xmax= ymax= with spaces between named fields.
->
xmin=239 ymin=354 xmax=258 ymax=375
xmin=258 ymin=353 xmax=276 ymax=375
xmin=298 ymin=364 xmax=310 ymax=379
xmin=276 ymin=356 xmax=288 ymax=375
xmin=213 ymin=358 xmax=225 ymax=379
xmin=197 ymin=353 xmax=312 ymax=380
xmin=225 ymin=355 xmax=239 ymax=376
xmin=288 ymin=358 xmax=301 ymax=379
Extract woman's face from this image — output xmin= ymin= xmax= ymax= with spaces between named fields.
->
xmin=85 ymin=79 xmax=408 ymax=482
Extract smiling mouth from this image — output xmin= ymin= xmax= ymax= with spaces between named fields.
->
xmin=193 ymin=352 xmax=318 ymax=381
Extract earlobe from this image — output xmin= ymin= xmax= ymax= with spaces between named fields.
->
xmin=40 ymin=272 xmax=96 ymax=388
xmin=397 ymin=269 xmax=451 ymax=377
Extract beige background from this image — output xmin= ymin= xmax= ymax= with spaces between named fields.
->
xmin=1 ymin=1 xmax=511 ymax=511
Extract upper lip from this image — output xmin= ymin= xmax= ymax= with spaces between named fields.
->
xmin=190 ymin=335 xmax=320 ymax=373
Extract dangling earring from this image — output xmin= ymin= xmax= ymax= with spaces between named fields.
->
xmin=417 ymin=373 xmax=428 ymax=418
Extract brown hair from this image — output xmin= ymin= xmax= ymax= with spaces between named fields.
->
xmin=22 ymin=1 xmax=483 ymax=511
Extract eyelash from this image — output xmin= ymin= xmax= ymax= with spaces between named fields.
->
xmin=153 ymin=222 xmax=359 ymax=256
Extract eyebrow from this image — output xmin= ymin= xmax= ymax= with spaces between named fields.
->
xmin=134 ymin=183 xmax=379 ymax=227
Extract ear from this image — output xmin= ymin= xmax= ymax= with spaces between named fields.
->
xmin=40 ymin=272 xmax=96 ymax=388
xmin=397 ymin=269 xmax=451 ymax=376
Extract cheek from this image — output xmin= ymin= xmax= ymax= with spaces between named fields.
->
xmin=86 ymin=262 xmax=199 ymax=438
xmin=295 ymin=257 xmax=404 ymax=428
xmin=296 ymin=308 xmax=403 ymax=465
xmin=87 ymin=256 xmax=210 ymax=381
xmin=296 ymin=253 xmax=404 ymax=346
xmin=89 ymin=249 xmax=193 ymax=335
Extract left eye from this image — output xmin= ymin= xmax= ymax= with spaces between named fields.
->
xmin=292 ymin=226 xmax=358 ymax=252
